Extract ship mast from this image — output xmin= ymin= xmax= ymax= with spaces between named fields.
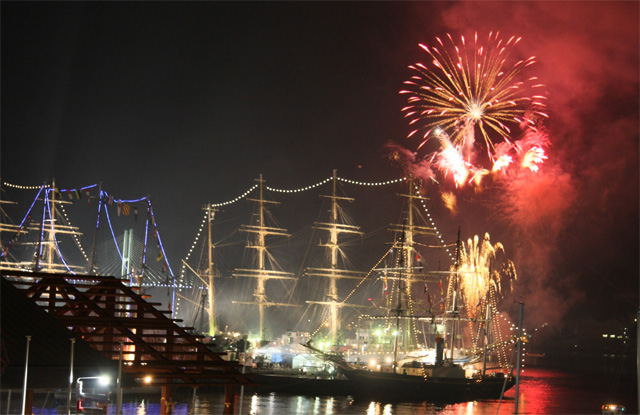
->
xmin=178 ymin=204 xmax=219 ymax=336
xmin=233 ymin=174 xmax=298 ymax=342
xmin=205 ymin=204 xmax=218 ymax=336
xmin=30 ymin=181 xmax=84 ymax=273
xmin=386 ymin=176 xmax=438 ymax=350
xmin=363 ymin=177 xmax=445 ymax=359
xmin=0 ymin=185 xmax=24 ymax=271
xmin=88 ymin=182 xmax=102 ymax=275
xmin=446 ymin=228 xmax=462 ymax=362
xmin=392 ymin=223 xmax=407 ymax=374
xmin=305 ymin=170 xmax=364 ymax=346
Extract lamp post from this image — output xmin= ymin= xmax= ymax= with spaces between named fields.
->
xmin=67 ymin=338 xmax=75 ymax=415
xmin=21 ymin=335 xmax=31 ymax=415
xmin=116 ymin=341 xmax=123 ymax=415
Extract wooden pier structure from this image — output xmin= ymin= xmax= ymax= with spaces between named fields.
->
xmin=1 ymin=270 xmax=252 ymax=414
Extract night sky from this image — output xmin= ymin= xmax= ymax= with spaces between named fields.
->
xmin=2 ymin=2 xmax=638 ymax=342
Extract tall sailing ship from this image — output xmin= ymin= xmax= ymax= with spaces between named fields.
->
xmin=287 ymin=173 xmax=518 ymax=401
xmin=334 ymin=215 xmax=517 ymax=401
xmin=1 ymin=181 xmax=85 ymax=274
xmin=2 ymin=174 xmax=521 ymax=401
xmin=304 ymin=169 xmax=366 ymax=348
xmin=0 ymin=180 xmax=178 ymax=299
xmin=231 ymin=174 xmax=299 ymax=344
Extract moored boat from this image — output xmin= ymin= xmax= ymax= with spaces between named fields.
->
xmin=302 ymin=194 xmax=519 ymax=402
xmin=343 ymin=366 xmax=514 ymax=402
xmin=305 ymin=334 xmax=516 ymax=402
xmin=341 ymin=342 xmax=515 ymax=402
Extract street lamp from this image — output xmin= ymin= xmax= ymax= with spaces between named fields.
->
xmin=75 ymin=375 xmax=110 ymax=413
xmin=77 ymin=375 xmax=110 ymax=395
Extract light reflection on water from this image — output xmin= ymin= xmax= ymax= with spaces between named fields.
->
xmin=6 ymin=368 xmax=635 ymax=415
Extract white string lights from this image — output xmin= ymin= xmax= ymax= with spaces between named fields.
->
xmin=210 ymin=184 xmax=258 ymax=208
xmin=6 ymin=175 xmax=522 ymax=315
xmin=266 ymin=177 xmax=332 ymax=193
xmin=414 ymin=184 xmax=454 ymax=261
xmin=181 ymin=174 xmax=410 ymax=272
xmin=2 ymin=181 xmax=178 ymax=285
xmin=2 ymin=181 xmax=50 ymax=190
xmin=58 ymin=199 xmax=90 ymax=263
xmin=7 ymin=175 xmax=527 ymax=368
xmin=184 ymin=211 xmax=210 ymax=263
xmin=338 ymin=176 xmax=407 ymax=186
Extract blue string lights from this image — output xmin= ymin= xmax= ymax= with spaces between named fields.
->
xmin=44 ymin=190 xmax=77 ymax=274
xmin=5 ymin=175 xmax=450 ymax=289
xmin=141 ymin=200 xmax=150 ymax=280
xmin=1 ymin=185 xmax=44 ymax=259
xmin=103 ymin=193 xmax=126 ymax=265
xmin=19 ymin=186 xmax=45 ymax=229
xmin=2 ymin=180 xmax=175 ymax=283
xmin=148 ymin=201 xmax=174 ymax=277
xmin=4 ymin=176 xmax=524 ymax=356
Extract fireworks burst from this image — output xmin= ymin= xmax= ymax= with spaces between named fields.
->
xmin=452 ymin=233 xmax=517 ymax=319
xmin=400 ymin=32 xmax=549 ymax=186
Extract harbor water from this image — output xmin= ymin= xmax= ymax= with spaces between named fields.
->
xmin=2 ymin=367 xmax=636 ymax=414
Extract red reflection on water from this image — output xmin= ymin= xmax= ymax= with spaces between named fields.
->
xmin=102 ymin=366 xmax=636 ymax=415
xmin=514 ymin=368 xmax=561 ymax=414
xmin=444 ymin=367 xmax=600 ymax=415
xmin=496 ymin=367 xmax=626 ymax=415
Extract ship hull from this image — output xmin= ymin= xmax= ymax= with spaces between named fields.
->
xmin=247 ymin=373 xmax=355 ymax=395
xmin=343 ymin=369 xmax=515 ymax=402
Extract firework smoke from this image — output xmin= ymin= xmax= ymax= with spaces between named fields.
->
xmin=430 ymin=1 xmax=639 ymax=336
xmin=440 ymin=191 xmax=458 ymax=216
xmin=386 ymin=141 xmax=437 ymax=182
